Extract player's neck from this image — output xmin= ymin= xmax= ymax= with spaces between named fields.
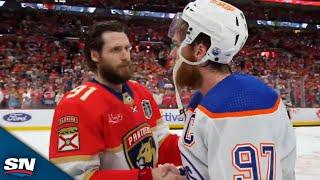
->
xmin=95 ymin=75 xmax=123 ymax=93
xmin=199 ymin=70 xmax=230 ymax=95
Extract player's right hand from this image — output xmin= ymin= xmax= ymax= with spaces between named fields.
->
xmin=152 ymin=164 xmax=186 ymax=180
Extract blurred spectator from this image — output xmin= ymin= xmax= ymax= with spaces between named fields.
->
xmin=43 ymin=87 xmax=56 ymax=106
xmin=21 ymin=88 xmax=32 ymax=109
xmin=31 ymin=87 xmax=43 ymax=108
xmin=161 ymin=89 xmax=177 ymax=109
xmin=55 ymin=89 xmax=64 ymax=105
xmin=7 ymin=87 xmax=21 ymax=109
xmin=152 ymin=88 xmax=164 ymax=106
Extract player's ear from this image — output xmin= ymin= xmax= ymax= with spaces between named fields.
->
xmin=194 ymin=44 xmax=207 ymax=61
xmin=90 ymin=50 xmax=100 ymax=63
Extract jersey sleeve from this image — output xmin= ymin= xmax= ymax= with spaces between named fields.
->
xmin=49 ymin=99 xmax=141 ymax=180
xmin=277 ymin=102 xmax=296 ymax=179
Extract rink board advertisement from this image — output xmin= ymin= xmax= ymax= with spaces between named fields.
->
xmin=0 ymin=108 xmax=320 ymax=130
xmin=289 ymin=108 xmax=320 ymax=126
xmin=163 ymin=108 xmax=320 ymax=128
xmin=0 ymin=110 xmax=53 ymax=130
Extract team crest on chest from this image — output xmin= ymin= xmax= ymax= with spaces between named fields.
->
xmin=123 ymin=123 xmax=156 ymax=169
xmin=141 ymin=100 xmax=153 ymax=119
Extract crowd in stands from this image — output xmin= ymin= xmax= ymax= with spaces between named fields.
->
xmin=0 ymin=10 xmax=319 ymax=109
xmin=232 ymin=28 xmax=320 ymax=108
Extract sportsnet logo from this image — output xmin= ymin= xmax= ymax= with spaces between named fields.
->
xmin=3 ymin=158 xmax=36 ymax=177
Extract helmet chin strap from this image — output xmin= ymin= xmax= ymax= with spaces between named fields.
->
xmin=172 ymin=58 xmax=184 ymax=112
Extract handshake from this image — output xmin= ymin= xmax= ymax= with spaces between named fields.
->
xmin=151 ymin=164 xmax=186 ymax=180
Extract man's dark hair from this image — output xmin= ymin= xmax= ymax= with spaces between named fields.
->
xmin=84 ymin=20 xmax=127 ymax=72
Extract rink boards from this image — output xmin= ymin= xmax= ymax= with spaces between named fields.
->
xmin=0 ymin=108 xmax=319 ymax=131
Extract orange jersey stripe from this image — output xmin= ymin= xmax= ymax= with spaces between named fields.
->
xmin=187 ymin=108 xmax=195 ymax=112
xmin=198 ymin=96 xmax=281 ymax=119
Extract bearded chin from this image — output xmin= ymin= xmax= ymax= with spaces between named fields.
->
xmin=99 ymin=64 xmax=133 ymax=85
xmin=175 ymin=62 xmax=203 ymax=89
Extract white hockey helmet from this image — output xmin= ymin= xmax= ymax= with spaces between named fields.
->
xmin=175 ymin=0 xmax=248 ymax=65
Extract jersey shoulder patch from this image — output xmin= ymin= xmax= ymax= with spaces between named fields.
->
xmin=199 ymin=73 xmax=280 ymax=118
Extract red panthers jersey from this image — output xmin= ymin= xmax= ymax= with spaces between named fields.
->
xmin=49 ymin=80 xmax=181 ymax=180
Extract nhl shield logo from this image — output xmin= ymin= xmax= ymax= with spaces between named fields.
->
xmin=141 ymin=100 xmax=153 ymax=119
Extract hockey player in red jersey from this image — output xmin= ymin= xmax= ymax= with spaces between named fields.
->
xmin=168 ymin=0 xmax=296 ymax=179
xmin=49 ymin=21 xmax=184 ymax=180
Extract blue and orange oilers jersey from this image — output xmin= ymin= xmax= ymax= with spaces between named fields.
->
xmin=179 ymin=73 xmax=296 ymax=180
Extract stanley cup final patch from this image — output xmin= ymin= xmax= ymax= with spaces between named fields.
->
xmin=141 ymin=100 xmax=153 ymax=119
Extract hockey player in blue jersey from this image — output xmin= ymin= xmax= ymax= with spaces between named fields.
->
xmin=168 ymin=0 xmax=296 ymax=179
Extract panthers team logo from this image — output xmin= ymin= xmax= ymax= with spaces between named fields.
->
xmin=123 ymin=123 xmax=156 ymax=169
